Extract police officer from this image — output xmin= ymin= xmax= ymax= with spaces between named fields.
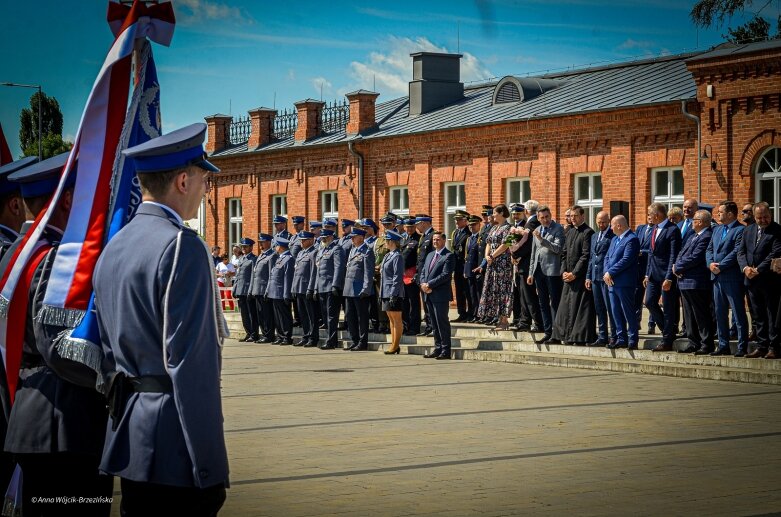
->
xmin=232 ymin=237 xmax=258 ymax=341
xmin=289 ymin=215 xmax=306 ymax=258
xmin=337 ymin=219 xmax=355 ymax=331
xmin=0 ymin=156 xmax=35 ymax=261
xmin=414 ymin=214 xmax=436 ymax=336
xmin=312 ymin=228 xmax=345 ymax=349
xmin=267 ymin=238 xmax=295 ymax=345
xmin=0 ymin=156 xmax=36 ymax=500
xmin=401 ymin=218 xmax=421 ymax=335
xmin=94 ymin=123 xmax=228 ymax=514
xmin=343 ymin=228 xmax=375 ymax=351
xmin=273 ymin=215 xmax=292 ymax=242
xmin=380 ymin=229 xmax=405 ymax=354
xmin=464 ymin=214 xmax=483 ymax=323
xmin=292 ymin=231 xmax=318 ymax=347
xmin=251 ymin=233 xmax=277 ymax=343
xmin=451 ymin=209 xmax=471 ymax=322
xmin=4 ymin=153 xmax=112 ymax=516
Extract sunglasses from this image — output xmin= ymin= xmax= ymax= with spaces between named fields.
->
xmin=742 ymin=210 xmax=752 ymax=214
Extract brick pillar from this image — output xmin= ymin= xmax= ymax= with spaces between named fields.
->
xmin=204 ymin=114 xmax=233 ymax=153
xmin=345 ymin=90 xmax=380 ymax=135
xmin=294 ymin=99 xmax=325 ymax=143
xmin=248 ymin=107 xmax=277 ymax=149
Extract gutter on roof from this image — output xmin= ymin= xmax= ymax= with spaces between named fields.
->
xmin=681 ymin=100 xmax=702 ymax=200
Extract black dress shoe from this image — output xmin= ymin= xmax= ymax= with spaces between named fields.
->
xmin=647 ymin=327 xmax=656 ymax=335
xmin=280 ymin=339 xmax=293 ymax=346
xmin=294 ymin=339 xmax=308 ymax=346
xmin=529 ymin=325 xmax=541 ymax=333
xmin=452 ymin=316 xmax=465 ymax=323
xmin=435 ymin=353 xmax=451 ymax=360
xmin=416 ymin=331 xmax=428 ymax=337
xmin=293 ymin=321 xmax=302 ymax=328
xmin=534 ymin=335 xmax=551 ymax=344
xmin=734 ymin=350 xmax=747 ymax=358
xmin=350 ymin=345 xmax=368 ymax=351
xmin=423 ymin=350 xmax=442 ymax=358
xmin=608 ymin=342 xmax=628 ymax=349
xmin=710 ymin=348 xmax=731 ymax=356
xmin=588 ymin=340 xmax=608 ymax=347
xmin=239 ymin=335 xmax=252 ymax=342
xmin=337 ymin=323 xmax=347 ymax=330
xmin=319 ymin=344 xmax=337 ymax=350
xmin=515 ymin=324 xmax=531 ymax=332
xmin=694 ymin=347 xmax=714 ymax=355
xmin=404 ymin=331 xmax=418 ymax=336
xmin=319 ymin=324 xmax=327 ymax=330
xmin=254 ymin=337 xmax=272 ymax=343
xmin=344 ymin=344 xmax=357 ymax=351
xmin=679 ymin=345 xmax=697 ymax=354
xmin=303 ymin=342 xmax=319 ymax=348
xmin=543 ymin=338 xmax=561 ymax=345
xmin=272 ymin=338 xmax=283 ymax=344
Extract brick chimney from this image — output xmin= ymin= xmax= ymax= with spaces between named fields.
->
xmin=204 ymin=114 xmax=233 ymax=153
xmin=345 ymin=90 xmax=380 ymax=135
xmin=248 ymin=107 xmax=276 ymax=149
xmin=294 ymin=99 xmax=325 ymax=143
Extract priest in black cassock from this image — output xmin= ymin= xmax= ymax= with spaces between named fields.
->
xmin=552 ymin=205 xmax=596 ymax=345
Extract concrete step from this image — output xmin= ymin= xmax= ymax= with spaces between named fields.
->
xmin=451 ymin=348 xmax=781 ymax=385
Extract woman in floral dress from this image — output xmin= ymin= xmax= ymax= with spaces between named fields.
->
xmin=477 ymin=204 xmax=513 ymax=329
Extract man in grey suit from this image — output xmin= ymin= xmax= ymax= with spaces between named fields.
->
xmin=233 ymin=237 xmax=258 ymax=341
xmin=6 ymin=153 xmax=113 ymax=516
xmin=292 ymin=231 xmax=318 ymax=347
xmin=420 ymin=232 xmax=456 ymax=359
xmin=251 ymin=233 xmax=277 ymax=343
xmin=343 ymin=228 xmax=375 ymax=351
xmin=266 ymin=238 xmax=295 ymax=345
xmin=527 ymin=205 xmax=564 ymax=344
xmin=94 ymin=123 xmax=228 ymax=514
xmin=312 ymin=229 xmax=345 ymax=350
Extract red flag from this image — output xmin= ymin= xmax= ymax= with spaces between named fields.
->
xmin=0 ymin=122 xmax=12 ymax=165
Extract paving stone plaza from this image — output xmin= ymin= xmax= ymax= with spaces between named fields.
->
xmin=120 ymin=331 xmax=781 ymax=516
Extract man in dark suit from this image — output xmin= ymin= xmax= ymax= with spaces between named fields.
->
xmin=707 ymin=201 xmax=748 ymax=356
xmin=635 ymin=213 xmax=657 ymax=334
xmin=678 ymin=198 xmax=699 ymax=248
xmin=512 ymin=200 xmax=542 ymax=332
xmin=646 ymin=202 xmax=682 ymax=352
xmin=450 ymin=210 xmax=471 ymax=322
xmin=673 ymin=210 xmax=714 ymax=354
xmin=603 ymin=215 xmax=640 ymax=349
xmin=737 ymin=201 xmax=781 ymax=359
xmin=586 ymin=211 xmax=615 ymax=346
xmin=420 ymin=232 xmax=456 ymax=359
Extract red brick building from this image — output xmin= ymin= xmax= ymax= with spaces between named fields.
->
xmin=203 ymin=40 xmax=781 ymax=248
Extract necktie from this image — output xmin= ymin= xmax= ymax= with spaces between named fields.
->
xmin=429 ymin=252 xmax=440 ymax=272
xmin=757 ymin=228 xmax=763 ymax=245
xmin=541 ymin=227 xmax=547 ymax=238
xmin=722 ymin=225 xmax=728 ymax=239
xmin=682 ymin=219 xmax=690 ymax=236
xmin=597 ymin=231 xmax=603 ymax=243
xmin=650 ymin=226 xmax=657 ymax=251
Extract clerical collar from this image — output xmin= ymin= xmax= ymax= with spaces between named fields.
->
xmin=142 ymin=201 xmax=183 ymax=226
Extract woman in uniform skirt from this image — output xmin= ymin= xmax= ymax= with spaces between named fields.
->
xmin=380 ymin=230 xmax=405 ymax=354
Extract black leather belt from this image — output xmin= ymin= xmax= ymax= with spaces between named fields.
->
xmin=128 ymin=375 xmax=173 ymax=393
xmin=20 ymin=352 xmax=45 ymax=369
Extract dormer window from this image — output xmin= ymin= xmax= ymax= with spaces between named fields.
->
xmin=492 ymin=76 xmax=565 ymax=106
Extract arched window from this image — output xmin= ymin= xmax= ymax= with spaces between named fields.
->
xmin=756 ymin=147 xmax=781 ymax=221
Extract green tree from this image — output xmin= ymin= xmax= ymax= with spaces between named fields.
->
xmin=19 ymin=91 xmax=72 ymax=159
xmin=691 ymin=0 xmax=781 ymax=43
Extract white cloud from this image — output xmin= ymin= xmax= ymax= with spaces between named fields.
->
xmin=287 ymin=69 xmax=296 ymax=81
xmin=617 ymin=39 xmax=655 ymax=50
xmin=347 ymin=36 xmax=494 ymax=96
xmin=174 ymin=0 xmax=254 ymax=26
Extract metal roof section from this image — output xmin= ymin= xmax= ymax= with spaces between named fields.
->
xmin=210 ymin=50 xmax=705 ymax=158
xmin=687 ymin=39 xmax=781 ymax=62
xmin=492 ymin=76 xmax=566 ymax=105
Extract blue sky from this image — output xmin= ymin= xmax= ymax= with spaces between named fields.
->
xmin=0 ymin=0 xmax=773 ymax=157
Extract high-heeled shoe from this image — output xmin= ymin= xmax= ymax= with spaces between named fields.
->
xmin=384 ymin=348 xmax=400 ymax=355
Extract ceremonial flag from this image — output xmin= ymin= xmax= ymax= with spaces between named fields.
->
xmin=0 ymin=1 xmax=175 ymax=384
xmin=0 ymin=123 xmax=11 ymax=166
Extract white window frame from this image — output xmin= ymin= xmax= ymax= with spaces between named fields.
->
xmin=652 ymin=167 xmax=685 ymax=211
xmin=574 ymin=173 xmax=602 ymax=230
xmin=321 ymin=190 xmax=339 ymax=220
xmin=228 ymin=198 xmax=243 ymax=247
xmin=389 ymin=186 xmax=409 ymax=216
xmin=756 ymin=147 xmax=781 ymax=222
xmin=443 ymin=182 xmax=466 ymax=240
xmin=272 ymin=194 xmax=287 ymax=221
xmin=506 ymin=177 xmax=531 ymax=207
